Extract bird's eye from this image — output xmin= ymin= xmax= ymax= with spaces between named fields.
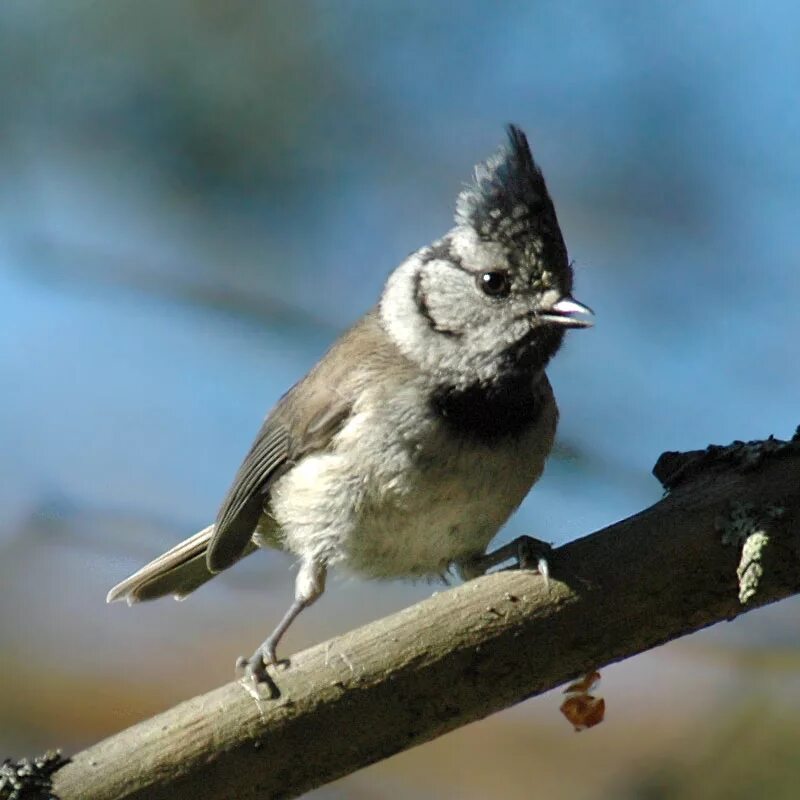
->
xmin=478 ymin=271 xmax=511 ymax=297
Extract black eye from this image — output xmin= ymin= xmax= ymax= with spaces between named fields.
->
xmin=478 ymin=271 xmax=510 ymax=297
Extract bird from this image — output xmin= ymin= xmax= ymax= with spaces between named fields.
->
xmin=107 ymin=125 xmax=593 ymax=682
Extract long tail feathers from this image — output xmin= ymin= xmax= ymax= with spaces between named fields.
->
xmin=106 ymin=525 xmax=256 ymax=605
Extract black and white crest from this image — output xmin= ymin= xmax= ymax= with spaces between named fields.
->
xmin=455 ymin=125 xmax=568 ymax=271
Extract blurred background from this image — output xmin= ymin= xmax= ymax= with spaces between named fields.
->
xmin=1 ymin=2 xmax=799 ymax=797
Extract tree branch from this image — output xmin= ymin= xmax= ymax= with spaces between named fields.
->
xmin=52 ymin=432 xmax=800 ymax=800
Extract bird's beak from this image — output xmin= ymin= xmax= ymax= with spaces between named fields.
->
xmin=539 ymin=296 xmax=594 ymax=328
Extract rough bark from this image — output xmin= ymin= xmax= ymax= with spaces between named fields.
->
xmin=51 ymin=433 xmax=800 ymax=800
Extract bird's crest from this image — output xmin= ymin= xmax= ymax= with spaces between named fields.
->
xmin=455 ymin=125 xmax=567 ymax=267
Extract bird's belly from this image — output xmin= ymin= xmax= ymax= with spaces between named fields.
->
xmin=269 ymin=401 xmax=555 ymax=579
xmin=344 ymin=468 xmax=529 ymax=578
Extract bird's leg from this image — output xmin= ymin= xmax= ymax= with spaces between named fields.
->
xmin=238 ymin=557 xmax=327 ymax=683
xmin=457 ymin=535 xmax=552 ymax=581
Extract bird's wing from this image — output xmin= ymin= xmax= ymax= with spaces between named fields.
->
xmin=206 ymin=421 xmax=292 ymax=572
xmin=207 ymin=311 xmax=398 ymax=573
xmin=206 ymin=382 xmax=355 ymax=573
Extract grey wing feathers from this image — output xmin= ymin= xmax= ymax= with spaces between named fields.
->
xmin=106 ymin=525 xmax=256 ymax=604
xmin=205 ymin=314 xmax=386 ymax=574
xmin=207 ymin=423 xmax=291 ymax=573
xmin=108 ymin=316 xmax=387 ymax=606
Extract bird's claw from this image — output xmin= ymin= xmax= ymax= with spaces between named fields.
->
xmin=514 ymin=534 xmax=551 ymax=582
xmin=235 ymin=641 xmax=284 ymax=684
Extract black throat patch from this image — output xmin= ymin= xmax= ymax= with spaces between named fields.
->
xmin=430 ymin=374 xmax=545 ymax=444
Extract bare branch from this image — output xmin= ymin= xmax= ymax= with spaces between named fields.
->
xmin=52 ymin=433 xmax=800 ymax=800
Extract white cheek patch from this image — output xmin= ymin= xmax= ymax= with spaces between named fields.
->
xmin=465 ymin=315 xmax=528 ymax=363
xmin=421 ymin=264 xmax=484 ymax=331
xmin=380 ymin=255 xmax=441 ymax=362
xmin=379 ymin=237 xmax=538 ymax=386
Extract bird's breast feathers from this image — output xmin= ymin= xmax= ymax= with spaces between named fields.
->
xmin=268 ymin=375 xmax=558 ymax=579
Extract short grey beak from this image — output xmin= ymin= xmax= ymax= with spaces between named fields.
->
xmin=539 ymin=296 xmax=594 ymax=328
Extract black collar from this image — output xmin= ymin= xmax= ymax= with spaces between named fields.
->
xmin=430 ymin=372 xmax=546 ymax=443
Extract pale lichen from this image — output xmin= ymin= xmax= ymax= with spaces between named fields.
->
xmin=715 ymin=501 xmax=786 ymax=604
xmin=0 ymin=750 xmax=68 ymax=800
xmin=736 ymin=532 xmax=769 ymax=604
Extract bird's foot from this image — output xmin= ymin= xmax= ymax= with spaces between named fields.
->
xmin=235 ymin=638 xmax=287 ymax=684
xmin=235 ymin=640 xmax=284 ymax=699
xmin=458 ymin=535 xmax=552 ymax=580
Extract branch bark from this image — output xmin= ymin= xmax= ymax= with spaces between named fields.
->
xmin=52 ymin=433 xmax=800 ymax=800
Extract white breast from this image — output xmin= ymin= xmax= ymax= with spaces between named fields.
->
xmin=268 ymin=377 xmax=557 ymax=580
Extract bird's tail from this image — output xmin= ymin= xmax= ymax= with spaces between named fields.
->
xmin=106 ymin=524 xmax=256 ymax=605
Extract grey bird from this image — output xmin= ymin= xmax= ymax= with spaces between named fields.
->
xmin=107 ymin=125 xmax=593 ymax=682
